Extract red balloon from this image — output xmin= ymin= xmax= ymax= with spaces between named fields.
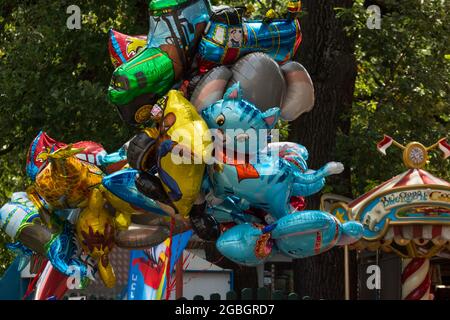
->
xmin=108 ymin=29 xmax=147 ymax=68
xmin=72 ymin=140 xmax=106 ymax=167
xmin=26 ymin=131 xmax=109 ymax=181
xmin=34 ymin=262 xmax=69 ymax=300
xmin=26 ymin=131 xmax=67 ymax=181
xmin=290 ymin=196 xmax=306 ymax=211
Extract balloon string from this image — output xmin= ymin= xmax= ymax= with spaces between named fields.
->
xmin=166 ymin=249 xmax=197 ymax=297
xmin=166 ymin=234 xmax=188 ymax=298
xmin=22 ymin=260 xmax=48 ymax=300
xmin=167 ymin=275 xmax=177 ymax=296
xmin=211 ymin=255 xmax=225 ymax=265
xmin=182 ymin=251 xmax=191 ymax=270
xmin=164 ymin=217 xmax=175 ymax=300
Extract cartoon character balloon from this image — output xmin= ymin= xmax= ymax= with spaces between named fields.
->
xmin=108 ymin=29 xmax=147 ymax=68
xmin=197 ymin=5 xmax=302 ymax=69
xmin=107 ymin=0 xmax=305 ymax=125
xmin=199 ymin=83 xmax=363 ymax=265
xmin=108 ymin=0 xmax=211 ymax=126
xmin=105 ymin=90 xmax=212 ymax=222
xmin=191 ymin=52 xmax=314 ymax=122
xmin=3 ymin=131 xmax=190 ymax=289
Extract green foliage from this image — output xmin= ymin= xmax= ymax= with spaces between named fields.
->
xmin=276 ymin=120 xmax=290 ymax=141
xmin=335 ymin=0 xmax=450 ymax=196
xmin=210 ymin=0 xmax=291 ymax=19
xmin=0 ymin=232 xmax=14 ymax=274
xmin=0 ymin=0 xmax=149 ymax=274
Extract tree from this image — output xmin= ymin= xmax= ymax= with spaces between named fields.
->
xmin=337 ymin=0 xmax=450 ymax=195
xmin=291 ymin=0 xmax=449 ymax=299
xmin=0 ymin=0 xmax=149 ymax=275
xmin=288 ymin=0 xmax=357 ymax=300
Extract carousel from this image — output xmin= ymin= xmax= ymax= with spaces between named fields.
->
xmin=328 ymin=136 xmax=450 ymax=300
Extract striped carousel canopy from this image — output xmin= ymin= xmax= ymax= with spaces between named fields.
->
xmin=348 ymin=168 xmax=450 ymax=215
xmin=329 ymin=137 xmax=450 ymax=260
xmin=338 ymin=169 xmax=450 ymax=258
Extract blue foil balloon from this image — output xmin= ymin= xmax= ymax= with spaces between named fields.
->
xmin=216 ymin=223 xmax=273 ymax=266
xmin=202 ymin=83 xmax=364 ymax=265
xmin=198 ymin=7 xmax=301 ymax=67
xmin=102 ymin=168 xmax=167 ymax=216
xmin=0 ymin=193 xmax=94 ymax=281
xmin=46 ymin=224 xmax=94 ymax=281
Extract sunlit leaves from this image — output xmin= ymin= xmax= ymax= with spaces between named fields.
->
xmin=336 ymin=0 xmax=450 ymax=196
xmin=0 ymin=0 xmax=147 ymax=274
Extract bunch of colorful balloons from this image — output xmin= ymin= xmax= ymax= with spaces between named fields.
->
xmin=0 ymin=0 xmax=363 ymax=297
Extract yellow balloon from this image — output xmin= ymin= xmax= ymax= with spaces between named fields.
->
xmin=156 ymin=90 xmax=212 ymax=218
xmin=76 ymin=188 xmax=116 ymax=288
xmin=164 ymin=90 xmax=212 ymax=162
xmin=101 ymin=186 xmax=134 ymax=230
xmin=35 ymin=145 xmax=103 ymax=209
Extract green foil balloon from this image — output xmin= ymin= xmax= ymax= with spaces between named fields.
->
xmin=149 ymin=0 xmax=191 ymax=13
xmin=108 ymin=47 xmax=175 ymax=125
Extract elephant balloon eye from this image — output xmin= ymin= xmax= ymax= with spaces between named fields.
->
xmin=216 ymin=114 xmax=225 ymax=126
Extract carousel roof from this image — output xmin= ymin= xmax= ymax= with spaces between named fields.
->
xmin=341 ymin=138 xmax=450 ymax=258
xmin=348 ymin=168 xmax=450 ymax=214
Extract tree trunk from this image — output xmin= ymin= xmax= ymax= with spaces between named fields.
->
xmin=290 ymin=0 xmax=357 ymax=300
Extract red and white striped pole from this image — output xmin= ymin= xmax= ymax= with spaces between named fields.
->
xmin=401 ymin=258 xmax=432 ymax=300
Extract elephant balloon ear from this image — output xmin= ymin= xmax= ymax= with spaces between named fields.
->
xmin=228 ymin=52 xmax=286 ymax=112
xmin=280 ymin=62 xmax=315 ymax=121
xmin=190 ymin=66 xmax=233 ymax=112
xmin=223 ymin=82 xmax=243 ymax=101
